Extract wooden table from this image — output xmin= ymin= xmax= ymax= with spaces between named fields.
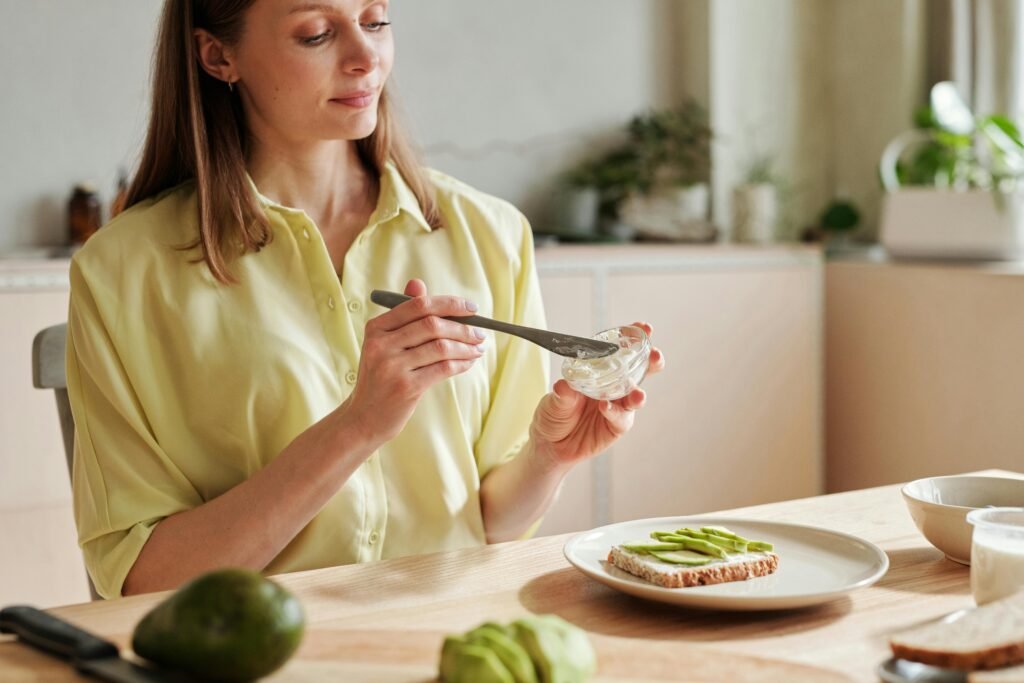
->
xmin=3 ymin=471 xmax=1017 ymax=682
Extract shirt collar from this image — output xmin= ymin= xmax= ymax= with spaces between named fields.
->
xmin=372 ymin=161 xmax=432 ymax=233
xmin=246 ymin=162 xmax=433 ymax=233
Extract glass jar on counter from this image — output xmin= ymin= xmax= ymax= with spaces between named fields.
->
xmin=967 ymin=507 xmax=1024 ymax=605
xmin=69 ymin=183 xmax=102 ymax=245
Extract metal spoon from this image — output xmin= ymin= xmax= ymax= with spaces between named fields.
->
xmin=369 ymin=290 xmax=618 ymax=360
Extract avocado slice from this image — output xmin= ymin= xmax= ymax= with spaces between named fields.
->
xmin=131 ymin=568 xmax=305 ymax=682
xmin=648 ymin=550 xmax=713 ymax=565
xmin=511 ymin=615 xmax=596 ymax=683
xmin=466 ymin=624 xmax=539 ymax=683
xmin=440 ymin=637 xmax=516 ymax=683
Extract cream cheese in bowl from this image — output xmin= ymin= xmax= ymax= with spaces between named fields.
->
xmin=561 ymin=325 xmax=650 ymax=401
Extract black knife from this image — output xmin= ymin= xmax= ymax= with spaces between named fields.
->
xmin=0 ymin=605 xmax=185 ymax=683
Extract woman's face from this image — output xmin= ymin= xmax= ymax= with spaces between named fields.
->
xmin=230 ymin=0 xmax=394 ymax=144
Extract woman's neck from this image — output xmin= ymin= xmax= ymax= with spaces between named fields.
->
xmin=247 ymin=139 xmax=378 ymax=229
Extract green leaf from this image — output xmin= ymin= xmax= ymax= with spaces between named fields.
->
xmin=820 ymin=201 xmax=860 ymax=231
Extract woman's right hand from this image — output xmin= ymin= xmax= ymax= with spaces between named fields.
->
xmin=340 ymin=279 xmax=485 ymax=447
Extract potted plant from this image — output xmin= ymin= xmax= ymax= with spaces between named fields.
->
xmin=553 ymin=147 xmax=646 ymax=240
xmin=879 ymin=81 xmax=1024 ymax=259
xmin=553 ymin=162 xmax=603 ymax=238
xmin=554 ymin=99 xmax=715 ymax=242
xmin=819 ymin=199 xmax=861 ymax=252
xmin=733 ymin=155 xmax=781 ymax=244
xmin=617 ymin=99 xmax=715 ymax=241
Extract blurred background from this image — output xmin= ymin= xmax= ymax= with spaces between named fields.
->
xmin=2 ymin=0 xmax=1023 ymax=607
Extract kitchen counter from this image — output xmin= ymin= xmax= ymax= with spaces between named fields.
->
xmin=0 ymin=258 xmax=71 ymax=292
xmin=535 ymin=241 xmax=820 ymax=272
xmin=4 ymin=470 xmax=1015 ymax=682
xmin=829 ymin=245 xmax=1024 ymax=275
xmin=0 ymin=242 xmax=821 ymax=291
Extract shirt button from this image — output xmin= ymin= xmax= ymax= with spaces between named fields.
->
xmin=345 ymin=371 xmax=358 ymax=385
xmin=368 ymin=530 xmax=380 ymax=545
xmin=327 ymin=296 xmax=336 ymax=310
xmin=302 ymin=227 xmax=311 ymax=240
xmin=347 ymin=300 xmax=361 ymax=312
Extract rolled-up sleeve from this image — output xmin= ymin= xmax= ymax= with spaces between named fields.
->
xmin=473 ymin=213 xmax=550 ymax=480
xmin=66 ymin=258 xmax=201 ymax=599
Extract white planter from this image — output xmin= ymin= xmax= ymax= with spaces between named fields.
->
xmin=619 ymin=183 xmax=713 ymax=241
xmin=732 ymin=183 xmax=778 ymax=244
xmin=674 ymin=183 xmax=710 ymax=222
xmin=879 ymin=188 xmax=1024 ymax=260
xmin=554 ymin=187 xmax=600 ymax=237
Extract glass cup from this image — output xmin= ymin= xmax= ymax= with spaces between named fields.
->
xmin=561 ymin=325 xmax=651 ymax=401
xmin=966 ymin=507 xmax=1024 ymax=605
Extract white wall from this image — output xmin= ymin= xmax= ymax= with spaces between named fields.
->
xmin=833 ymin=0 xmax=927 ymax=237
xmin=705 ymin=0 xmax=833 ymax=241
xmin=689 ymin=0 xmax=926 ymax=240
xmin=0 ymin=1 xmax=678 ymax=250
xmin=0 ymin=1 xmax=934 ymax=249
xmin=391 ymin=1 xmax=680 ymax=228
xmin=0 ymin=2 xmax=162 ymax=249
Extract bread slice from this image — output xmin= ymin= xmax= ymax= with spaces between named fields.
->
xmin=970 ymin=665 xmax=1024 ymax=682
xmin=607 ymin=545 xmax=779 ymax=588
xmin=890 ymin=591 xmax=1024 ymax=671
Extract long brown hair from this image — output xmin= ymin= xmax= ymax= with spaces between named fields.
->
xmin=127 ymin=0 xmax=440 ymax=284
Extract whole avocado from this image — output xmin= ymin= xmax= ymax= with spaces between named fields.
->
xmin=132 ymin=568 xmax=305 ymax=682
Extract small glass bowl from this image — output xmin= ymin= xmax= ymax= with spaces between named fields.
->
xmin=967 ymin=507 xmax=1024 ymax=605
xmin=561 ymin=325 xmax=651 ymax=401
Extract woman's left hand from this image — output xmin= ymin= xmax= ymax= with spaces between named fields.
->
xmin=529 ymin=321 xmax=665 ymax=470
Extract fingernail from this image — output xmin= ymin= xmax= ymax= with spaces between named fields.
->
xmin=473 ymin=327 xmax=486 ymax=340
xmin=465 ymin=300 xmax=479 ymax=312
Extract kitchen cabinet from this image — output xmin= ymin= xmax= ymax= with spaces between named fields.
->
xmin=827 ymin=257 xmax=1024 ymax=492
xmin=535 ymin=244 xmax=824 ymax=534
xmin=0 ymin=260 xmax=87 ymax=607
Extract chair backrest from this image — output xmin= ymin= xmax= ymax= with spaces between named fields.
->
xmin=32 ymin=323 xmax=99 ymax=601
xmin=32 ymin=324 xmax=74 ymax=476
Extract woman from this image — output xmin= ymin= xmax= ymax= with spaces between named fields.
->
xmin=67 ymin=0 xmax=664 ymax=599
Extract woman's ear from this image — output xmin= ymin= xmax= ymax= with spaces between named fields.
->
xmin=194 ymin=28 xmax=238 ymax=84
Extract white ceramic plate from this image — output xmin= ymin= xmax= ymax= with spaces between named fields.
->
xmin=563 ymin=516 xmax=889 ymax=610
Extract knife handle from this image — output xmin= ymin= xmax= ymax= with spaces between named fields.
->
xmin=370 ymin=290 xmax=520 ymax=335
xmin=0 ymin=605 xmax=119 ymax=661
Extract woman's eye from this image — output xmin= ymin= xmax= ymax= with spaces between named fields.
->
xmin=363 ymin=21 xmax=391 ymax=32
xmin=300 ymin=31 xmax=331 ymax=46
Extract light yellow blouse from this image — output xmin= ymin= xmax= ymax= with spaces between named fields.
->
xmin=66 ymin=163 xmax=549 ymax=599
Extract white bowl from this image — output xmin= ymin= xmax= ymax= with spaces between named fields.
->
xmin=901 ymin=475 xmax=1024 ymax=565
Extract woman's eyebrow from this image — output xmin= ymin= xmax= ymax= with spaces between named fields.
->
xmin=289 ymin=3 xmax=338 ymax=15
xmin=288 ymin=0 xmax=380 ymax=15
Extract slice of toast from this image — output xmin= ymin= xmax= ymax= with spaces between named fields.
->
xmin=970 ymin=664 xmax=1024 ymax=682
xmin=890 ymin=591 xmax=1024 ymax=671
xmin=607 ymin=545 xmax=779 ymax=588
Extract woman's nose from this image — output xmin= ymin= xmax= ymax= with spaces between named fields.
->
xmin=338 ymin=25 xmax=380 ymax=74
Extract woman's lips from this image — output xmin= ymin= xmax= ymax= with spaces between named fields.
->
xmin=330 ymin=92 xmax=374 ymax=108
